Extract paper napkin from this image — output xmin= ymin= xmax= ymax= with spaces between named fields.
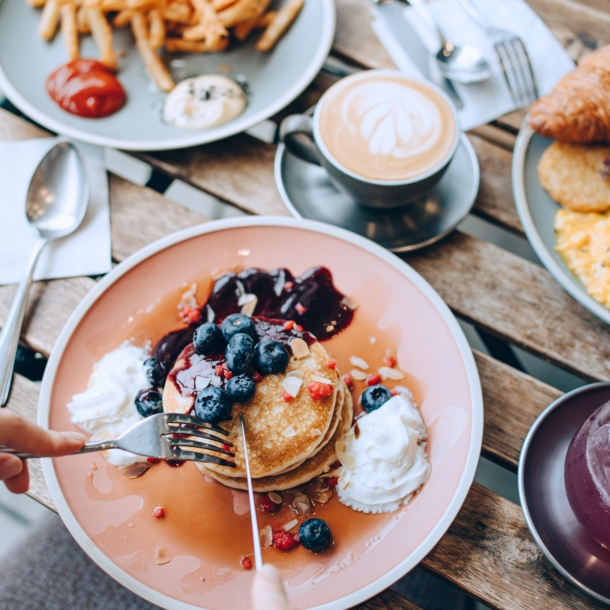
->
xmin=372 ymin=0 xmax=575 ymax=131
xmin=0 ymin=137 xmax=111 ymax=285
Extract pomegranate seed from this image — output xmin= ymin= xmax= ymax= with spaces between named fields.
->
xmin=342 ymin=374 xmax=354 ymax=389
xmin=221 ymin=362 xmax=229 ymax=371
xmin=307 ymin=382 xmax=333 ymax=400
xmin=295 ymin=303 xmax=307 ymax=315
xmin=366 ymin=373 xmax=382 ymax=386
xmin=283 ymin=391 xmax=293 ymax=402
xmin=283 ymin=320 xmax=295 ymax=330
xmin=182 ymin=307 xmax=201 ymax=324
xmin=224 ymin=370 xmax=233 ymax=380
xmin=221 ymin=444 xmax=231 ymax=452
xmin=259 ymin=495 xmax=279 ymax=513
xmin=295 ymin=325 xmax=304 ymax=332
xmin=326 ymin=476 xmax=339 ymax=488
xmin=383 ymin=355 xmax=397 ymax=368
xmin=272 ymin=529 xmax=299 ymax=551
xmin=284 ymin=281 xmax=294 ymax=291
xmin=215 ymin=364 xmax=223 ymax=377
xmin=152 ymin=506 xmax=165 ymax=519
xmin=391 ymin=389 xmax=399 ymax=396
xmin=240 ymin=555 xmax=253 ymax=570
xmin=327 ymin=359 xmax=337 ymax=369
xmin=147 ymin=457 xmax=161 ymax=464
xmin=252 ymin=372 xmax=263 ymax=383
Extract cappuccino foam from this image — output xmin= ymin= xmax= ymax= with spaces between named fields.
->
xmin=318 ymin=72 xmax=457 ymax=182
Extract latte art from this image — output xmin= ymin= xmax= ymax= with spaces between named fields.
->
xmin=318 ymin=73 xmax=457 ymax=182
xmin=343 ymin=82 xmax=442 ymax=160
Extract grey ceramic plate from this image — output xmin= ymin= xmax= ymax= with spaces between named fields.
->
xmin=512 ymin=121 xmax=610 ymax=326
xmin=0 ymin=0 xmax=334 ymax=150
xmin=274 ymin=134 xmax=480 ymax=252
xmin=519 ymin=383 xmax=610 ymax=605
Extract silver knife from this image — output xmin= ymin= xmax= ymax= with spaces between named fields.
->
xmin=240 ymin=413 xmax=264 ymax=570
xmin=373 ymin=0 xmax=464 ymax=109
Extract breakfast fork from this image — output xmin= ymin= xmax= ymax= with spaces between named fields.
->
xmin=456 ymin=0 xmax=538 ymax=107
xmin=0 ymin=412 xmax=236 ymax=467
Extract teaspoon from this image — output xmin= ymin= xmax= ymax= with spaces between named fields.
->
xmin=0 ymin=141 xmax=89 ymax=406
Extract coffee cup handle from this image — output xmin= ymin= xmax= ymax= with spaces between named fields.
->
xmin=279 ymin=115 xmax=322 ymax=166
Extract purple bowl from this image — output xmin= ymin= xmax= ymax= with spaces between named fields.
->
xmin=519 ymin=382 xmax=610 ymax=605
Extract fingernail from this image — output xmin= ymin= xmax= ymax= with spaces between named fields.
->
xmin=61 ymin=431 xmax=86 ymax=444
xmin=260 ymin=564 xmax=281 ymax=583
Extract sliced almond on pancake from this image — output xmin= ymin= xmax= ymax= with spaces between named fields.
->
xmin=291 ymin=338 xmax=310 ymax=359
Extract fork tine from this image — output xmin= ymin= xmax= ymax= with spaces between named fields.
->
xmin=170 ymin=437 xmax=236 ymax=457
xmin=494 ymin=42 xmax=518 ymax=105
xmin=164 ymin=413 xmax=230 ymax=436
xmin=175 ymin=450 xmax=236 ymax=468
xmin=513 ymin=37 xmax=538 ymax=102
xmin=167 ymin=428 xmax=233 ymax=446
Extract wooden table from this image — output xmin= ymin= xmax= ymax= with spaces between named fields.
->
xmin=3 ymin=0 xmax=610 ymax=607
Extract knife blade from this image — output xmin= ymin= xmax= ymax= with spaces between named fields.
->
xmin=373 ymin=0 xmax=464 ymax=109
xmin=240 ymin=413 xmax=264 ymax=570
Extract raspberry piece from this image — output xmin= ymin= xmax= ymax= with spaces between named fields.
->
xmin=383 ymin=355 xmax=396 ymax=368
xmin=147 ymin=457 xmax=161 ymax=464
xmin=326 ymin=476 xmax=339 ymax=488
xmin=342 ymin=374 xmax=354 ymax=390
xmin=215 ymin=364 xmax=223 ymax=377
xmin=284 ymin=282 xmax=294 ymax=291
xmin=221 ymin=444 xmax=231 ymax=452
xmin=295 ymin=325 xmax=304 ymax=332
xmin=152 ymin=506 xmax=165 ymax=519
xmin=295 ymin=303 xmax=307 ymax=315
xmin=272 ymin=529 xmax=299 ymax=551
xmin=252 ymin=372 xmax=263 ymax=383
xmin=283 ymin=391 xmax=294 ymax=402
xmin=259 ymin=495 xmax=279 ymax=513
xmin=307 ymin=382 xmax=333 ymax=400
xmin=283 ymin=320 xmax=295 ymax=330
xmin=182 ymin=307 xmax=201 ymax=324
xmin=327 ymin=359 xmax=337 ymax=369
xmin=240 ymin=555 xmax=253 ymax=570
xmin=224 ymin=370 xmax=233 ymax=380
xmin=366 ymin=373 xmax=382 ymax=386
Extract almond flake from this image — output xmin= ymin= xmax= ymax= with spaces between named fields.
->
xmin=178 ymin=283 xmax=198 ymax=309
xmin=260 ymin=525 xmax=273 ymax=547
xmin=310 ymin=428 xmax=322 ymax=437
xmin=195 ymin=375 xmax=211 ymax=391
xmin=206 ymin=304 xmax=215 ymax=323
xmin=350 ymin=369 xmax=366 ymax=381
xmin=268 ymin=492 xmax=283 ymax=505
xmin=350 ymin=356 xmax=369 ymax=370
xmin=119 ymin=462 xmax=150 ymax=479
xmin=240 ymin=295 xmax=258 ymax=317
xmin=291 ymin=494 xmax=312 ymax=516
xmin=235 ymin=280 xmax=245 ymax=297
xmin=211 ymin=268 xmax=227 ymax=281
xmin=341 ymin=295 xmax=359 ymax=310
xmin=283 ymin=426 xmax=296 ymax=438
xmin=273 ymin=270 xmax=286 ymax=296
xmin=369 ymin=336 xmax=377 ymax=344
xmin=378 ymin=367 xmax=405 ymax=380
xmin=311 ymin=375 xmax=333 ymax=385
xmin=283 ymin=518 xmax=299 ymax=532
xmin=286 ymin=370 xmax=303 ymax=378
xmin=237 ymin=292 xmax=256 ymax=306
xmin=282 ymin=376 xmax=303 ymax=397
xmin=155 ymin=547 xmax=172 ymax=565
xmin=291 ymin=338 xmax=310 ymax=359
xmin=210 ymin=375 xmax=222 ymax=387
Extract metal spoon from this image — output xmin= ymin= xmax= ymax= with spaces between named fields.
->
xmin=408 ymin=0 xmax=491 ymax=83
xmin=0 ymin=141 xmax=89 ymax=406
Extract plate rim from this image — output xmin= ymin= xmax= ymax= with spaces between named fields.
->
xmin=39 ymin=216 xmax=483 ymax=610
xmin=274 ymin=133 xmax=481 ymax=253
xmin=0 ymin=0 xmax=335 ymax=151
xmin=518 ymin=381 xmax=610 ymax=606
xmin=511 ymin=119 xmax=610 ymax=326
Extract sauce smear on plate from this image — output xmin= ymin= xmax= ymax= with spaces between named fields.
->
xmin=46 ymin=59 xmax=126 ymax=118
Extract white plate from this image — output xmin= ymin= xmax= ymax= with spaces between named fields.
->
xmin=0 ymin=0 xmax=334 ymax=150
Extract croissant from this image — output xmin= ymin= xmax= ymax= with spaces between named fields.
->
xmin=530 ymin=45 xmax=610 ymax=143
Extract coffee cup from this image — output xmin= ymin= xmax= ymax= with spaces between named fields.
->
xmin=279 ymin=70 xmax=461 ymax=209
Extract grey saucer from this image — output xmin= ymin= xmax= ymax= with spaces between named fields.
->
xmin=519 ymin=383 xmax=610 ymax=605
xmin=274 ymin=134 xmax=480 ymax=252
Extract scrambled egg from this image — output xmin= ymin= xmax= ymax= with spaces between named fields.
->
xmin=555 ymin=209 xmax=610 ymax=308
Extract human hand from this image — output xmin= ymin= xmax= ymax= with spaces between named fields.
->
xmin=252 ymin=564 xmax=294 ymax=610
xmin=0 ymin=409 xmax=85 ymax=493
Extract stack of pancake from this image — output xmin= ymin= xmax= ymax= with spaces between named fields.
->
xmin=164 ymin=339 xmax=352 ymax=492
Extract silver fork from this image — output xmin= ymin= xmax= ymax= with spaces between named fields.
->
xmin=0 ymin=412 xmax=236 ymax=467
xmin=456 ymin=0 xmax=538 ymax=107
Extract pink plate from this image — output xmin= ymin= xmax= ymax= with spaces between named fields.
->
xmin=39 ymin=217 xmax=483 ymax=610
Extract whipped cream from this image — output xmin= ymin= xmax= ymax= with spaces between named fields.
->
xmin=67 ymin=342 xmax=149 ymax=467
xmin=163 ymin=75 xmax=246 ymax=130
xmin=336 ymin=395 xmax=430 ymax=514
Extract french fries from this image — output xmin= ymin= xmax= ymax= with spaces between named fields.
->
xmin=31 ymin=0 xmax=305 ymax=92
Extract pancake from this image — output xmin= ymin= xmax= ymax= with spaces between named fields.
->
xmin=164 ymin=340 xmax=339 ymax=478
xmin=202 ymin=384 xmax=353 ymax=492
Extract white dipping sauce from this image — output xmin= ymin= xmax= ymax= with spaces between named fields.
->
xmin=163 ymin=75 xmax=246 ymax=130
xmin=67 ymin=342 xmax=149 ymax=467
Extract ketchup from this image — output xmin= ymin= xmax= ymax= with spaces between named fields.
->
xmin=46 ymin=59 xmax=126 ymax=118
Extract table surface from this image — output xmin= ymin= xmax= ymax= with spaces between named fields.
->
xmin=3 ymin=0 xmax=610 ymax=608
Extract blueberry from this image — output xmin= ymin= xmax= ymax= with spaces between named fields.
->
xmin=194 ymin=387 xmax=232 ymax=424
xmin=193 ymin=323 xmax=225 ymax=354
xmin=361 ymin=384 xmax=392 ymax=413
xmin=225 ymin=333 xmax=255 ymax=374
xmin=226 ymin=375 xmax=255 ymax=402
xmin=221 ymin=313 xmax=257 ymax=342
xmin=298 ymin=518 xmax=332 ymax=553
xmin=143 ymin=358 xmax=166 ymax=387
xmin=135 ymin=388 xmax=164 ymax=417
xmin=255 ymin=340 xmax=289 ymax=375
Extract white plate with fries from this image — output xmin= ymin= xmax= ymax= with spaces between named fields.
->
xmin=0 ymin=0 xmax=334 ymax=150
